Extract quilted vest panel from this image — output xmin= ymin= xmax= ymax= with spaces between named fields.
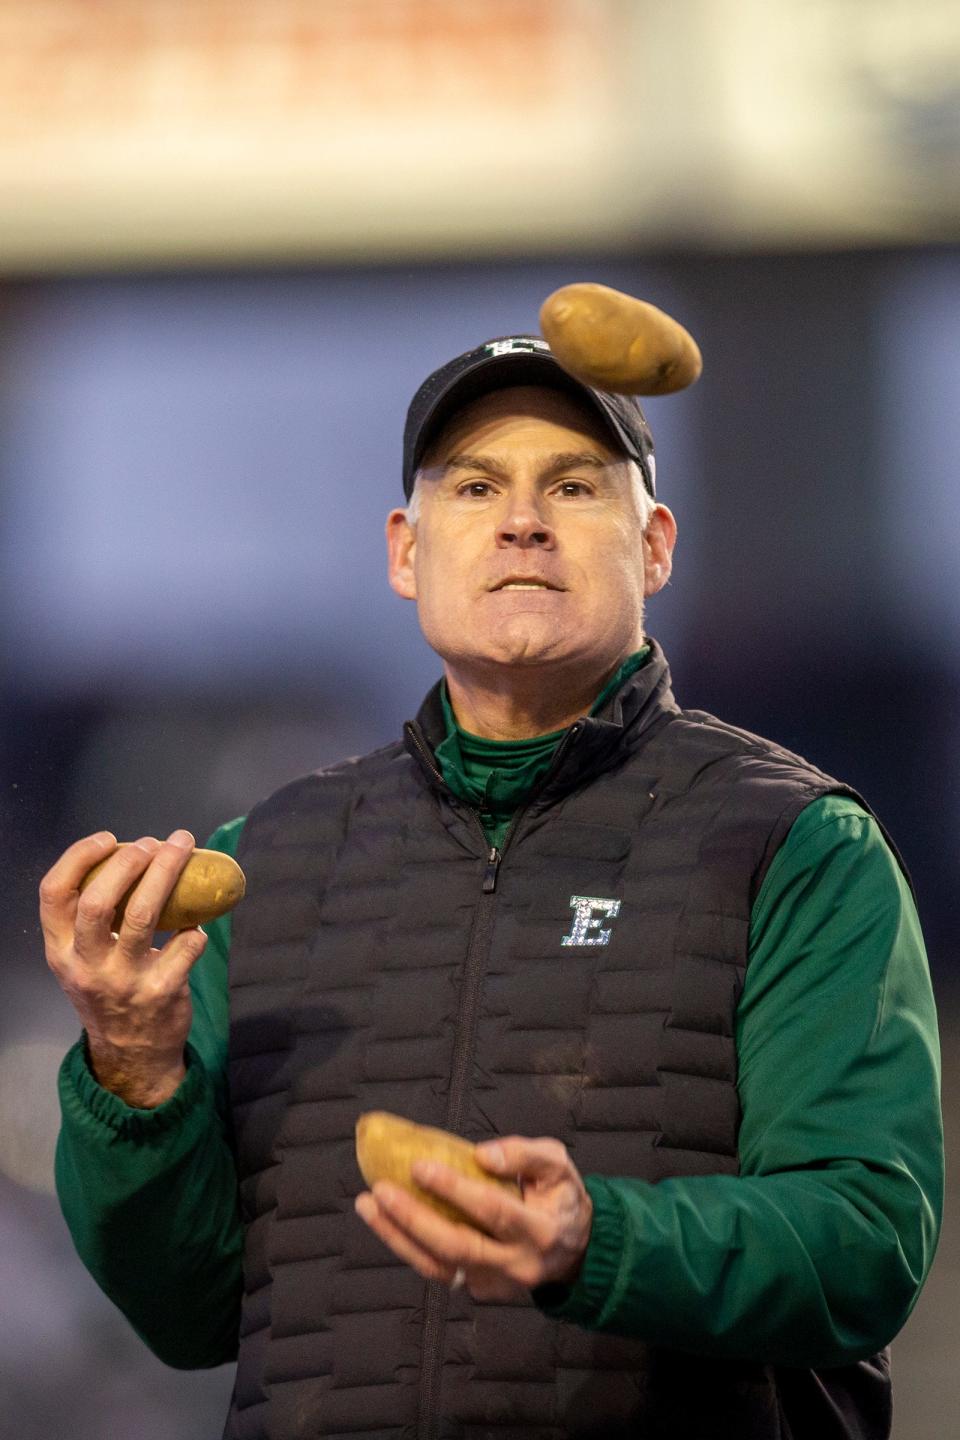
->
xmin=224 ymin=649 xmax=894 ymax=1440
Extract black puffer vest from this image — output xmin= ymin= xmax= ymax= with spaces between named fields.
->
xmin=225 ymin=642 xmax=895 ymax=1440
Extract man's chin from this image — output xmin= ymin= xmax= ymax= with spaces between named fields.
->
xmin=442 ymin=634 xmax=581 ymax=671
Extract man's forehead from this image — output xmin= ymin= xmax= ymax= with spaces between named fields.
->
xmin=423 ymin=384 xmax=626 ymax=463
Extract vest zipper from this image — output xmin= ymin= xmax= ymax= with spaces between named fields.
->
xmin=479 ymin=716 xmax=585 ymax=872
xmin=482 ymin=845 xmax=500 ymax=892
xmin=415 ymin=717 xmax=585 ymax=1440
xmin=403 ymin=721 xmax=450 ymax=791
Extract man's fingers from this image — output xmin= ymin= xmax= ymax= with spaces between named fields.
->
xmin=43 ymin=829 xmax=202 ymax=967
xmin=156 ymin=925 xmax=209 ymax=987
xmin=474 ymin=1136 xmax=572 ymax=1186
xmin=370 ymin=1181 xmax=490 ymax=1263
xmin=71 ymin=837 xmax=161 ymax=957
xmin=411 ymin=1161 xmax=542 ymax=1246
xmin=368 ymin=1179 xmax=549 ymax=1293
xmin=354 ymin=1192 xmax=453 ymax=1283
xmin=356 ymin=1142 xmax=592 ymax=1299
xmin=114 ymin=831 xmax=196 ymax=957
xmin=38 ymin=831 xmax=117 ymax=949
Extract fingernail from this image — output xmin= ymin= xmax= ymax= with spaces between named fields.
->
xmin=354 ymin=1194 xmax=373 ymax=1220
xmin=92 ymin=832 xmax=116 ymax=849
xmin=167 ymin=830 xmax=194 ymax=849
xmin=478 ymin=1143 xmax=505 ymax=1170
xmin=132 ymin=836 xmax=160 ymax=854
xmin=414 ymin=1160 xmax=437 ymax=1182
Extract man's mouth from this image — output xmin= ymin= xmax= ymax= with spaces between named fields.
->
xmin=490 ymin=578 xmax=564 ymax=591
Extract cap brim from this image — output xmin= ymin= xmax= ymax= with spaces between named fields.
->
xmin=407 ymin=350 xmax=649 ymax=493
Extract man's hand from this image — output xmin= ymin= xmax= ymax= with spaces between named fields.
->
xmin=40 ymin=830 xmax=208 ymax=1108
xmin=354 ymin=1136 xmax=593 ymax=1301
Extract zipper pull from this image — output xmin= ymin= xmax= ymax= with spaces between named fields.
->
xmin=482 ymin=846 xmax=501 ymax=893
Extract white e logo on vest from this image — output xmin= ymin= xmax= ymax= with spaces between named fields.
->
xmin=561 ymin=895 xmax=621 ymax=947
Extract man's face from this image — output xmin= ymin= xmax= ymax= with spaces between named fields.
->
xmin=386 ymin=385 xmax=676 ymax=679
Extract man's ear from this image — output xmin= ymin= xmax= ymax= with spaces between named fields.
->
xmin=643 ymin=505 xmax=677 ymax=597
xmin=386 ymin=509 xmax=417 ymax=599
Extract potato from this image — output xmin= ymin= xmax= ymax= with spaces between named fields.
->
xmin=355 ymin=1111 xmax=520 ymax=1230
xmin=540 ymin=281 xmax=702 ymax=396
xmin=79 ymin=843 xmax=246 ymax=932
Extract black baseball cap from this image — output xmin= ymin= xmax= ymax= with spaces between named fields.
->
xmin=402 ymin=335 xmax=656 ymax=500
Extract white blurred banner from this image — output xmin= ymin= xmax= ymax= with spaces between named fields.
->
xmin=0 ymin=0 xmax=958 ymax=269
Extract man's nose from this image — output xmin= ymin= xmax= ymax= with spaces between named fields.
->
xmin=495 ymin=495 xmax=556 ymax=549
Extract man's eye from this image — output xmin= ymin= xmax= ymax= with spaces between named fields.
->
xmin=460 ymin=480 xmax=494 ymax=497
xmin=556 ymin=480 xmax=591 ymax=497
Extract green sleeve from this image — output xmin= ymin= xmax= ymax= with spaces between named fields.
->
xmin=188 ymin=816 xmax=243 ymax=1116
xmin=537 ymin=796 xmax=943 ymax=1367
xmin=54 ymin=816 xmax=245 ymax=1369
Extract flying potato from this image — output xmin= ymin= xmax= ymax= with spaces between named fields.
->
xmin=79 ymin=843 xmax=246 ymax=932
xmin=540 ymin=281 xmax=702 ymax=396
xmin=355 ymin=1111 xmax=520 ymax=1230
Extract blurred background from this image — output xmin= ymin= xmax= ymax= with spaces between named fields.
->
xmin=0 ymin=2 xmax=957 ymax=1436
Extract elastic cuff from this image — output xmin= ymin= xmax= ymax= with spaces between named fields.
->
xmin=58 ymin=1037 xmax=208 ymax=1139
xmin=532 ymin=1174 xmax=630 ymax=1328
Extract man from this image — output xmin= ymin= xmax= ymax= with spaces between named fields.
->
xmin=45 ymin=335 xmax=942 ymax=1439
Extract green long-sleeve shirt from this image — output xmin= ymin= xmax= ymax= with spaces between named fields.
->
xmin=55 ymin=713 xmax=943 ymax=1371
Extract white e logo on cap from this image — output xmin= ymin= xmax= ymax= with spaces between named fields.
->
xmin=484 ymin=338 xmax=550 ymax=358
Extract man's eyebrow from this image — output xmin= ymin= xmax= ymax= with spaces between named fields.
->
xmin=542 ymin=451 xmax=613 ymax=475
xmin=435 ymin=450 xmax=615 ymax=478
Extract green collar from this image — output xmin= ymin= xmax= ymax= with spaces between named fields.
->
xmin=435 ymin=646 xmax=651 ymax=847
